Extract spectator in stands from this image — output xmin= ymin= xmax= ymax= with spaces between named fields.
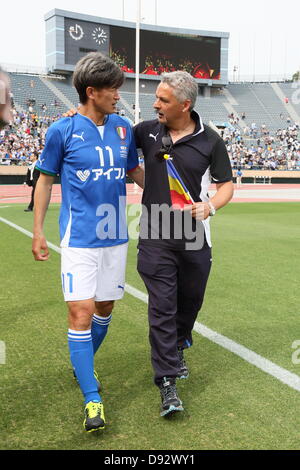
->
xmin=251 ymin=122 xmax=257 ymax=137
xmin=9 ymin=91 xmax=14 ymax=108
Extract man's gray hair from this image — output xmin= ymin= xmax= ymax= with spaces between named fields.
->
xmin=73 ymin=52 xmax=124 ymax=104
xmin=160 ymin=71 xmax=198 ymax=111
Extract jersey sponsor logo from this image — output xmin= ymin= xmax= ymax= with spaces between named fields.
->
xmin=149 ymin=132 xmax=159 ymax=142
xmin=76 ymin=170 xmax=90 ymax=182
xmin=92 ymin=168 xmax=125 ymax=181
xmin=38 ymin=157 xmax=45 ymax=166
xmin=116 ymin=126 xmax=127 ymax=140
xmin=72 ymin=132 xmax=85 ymax=142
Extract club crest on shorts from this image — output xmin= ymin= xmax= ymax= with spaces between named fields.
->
xmin=116 ymin=126 xmax=127 ymax=140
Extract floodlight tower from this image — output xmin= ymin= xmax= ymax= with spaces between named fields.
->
xmin=134 ymin=0 xmax=141 ymax=124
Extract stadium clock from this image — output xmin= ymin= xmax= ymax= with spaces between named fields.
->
xmin=69 ymin=24 xmax=84 ymax=41
xmin=92 ymin=27 xmax=108 ymax=45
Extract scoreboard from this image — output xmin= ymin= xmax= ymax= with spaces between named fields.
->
xmin=64 ymin=18 xmax=110 ymax=64
xmin=45 ymin=9 xmax=229 ymax=86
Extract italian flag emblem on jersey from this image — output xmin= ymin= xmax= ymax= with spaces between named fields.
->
xmin=116 ymin=126 xmax=127 ymax=140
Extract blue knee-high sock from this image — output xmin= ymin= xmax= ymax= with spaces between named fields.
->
xmin=68 ymin=329 xmax=101 ymax=404
xmin=91 ymin=314 xmax=112 ymax=355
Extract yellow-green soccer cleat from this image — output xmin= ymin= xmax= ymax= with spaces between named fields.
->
xmin=83 ymin=401 xmax=105 ymax=432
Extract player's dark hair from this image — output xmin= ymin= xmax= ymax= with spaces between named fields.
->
xmin=73 ymin=52 xmax=124 ymax=104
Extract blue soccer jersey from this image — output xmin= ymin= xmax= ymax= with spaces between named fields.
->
xmin=36 ymin=113 xmax=139 ymax=248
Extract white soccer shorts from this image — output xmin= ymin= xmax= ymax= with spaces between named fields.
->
xmin=61 ymin=243 xmax=128 ymax=302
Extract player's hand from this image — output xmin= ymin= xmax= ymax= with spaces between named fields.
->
xmin=63 ymin=108 xmax=79 ymax=117
xmin=32 ymin=235 xmax=50 ymax=261
xmin=182 ymin=202 xmax=210 ymax=221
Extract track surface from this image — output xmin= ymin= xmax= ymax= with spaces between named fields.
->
xmin=0 ymin=183 xmax=300 ymax=205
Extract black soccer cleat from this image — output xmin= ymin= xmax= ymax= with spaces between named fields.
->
xmin=177 ymin=348 xmax=189 ymax=379
xmin=158 ymin=377 xmax=184 ymax=417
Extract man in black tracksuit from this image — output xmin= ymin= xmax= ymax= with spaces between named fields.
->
xmin=134 ymin=71 xmax=233 ymax=417
xmin=25 ymin=154 xmax=40 ymax=212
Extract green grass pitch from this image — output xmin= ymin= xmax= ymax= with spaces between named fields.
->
xmin=0 ymin=202 xmax=299 ymax=450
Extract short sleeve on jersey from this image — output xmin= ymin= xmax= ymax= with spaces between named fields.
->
xmin=35 ymin=122 xmax=66 ymax=176
xmin=210 ymin=137 xmax=233 ymax=183
xmin=125 ymin=124 xmax=139 ymax=172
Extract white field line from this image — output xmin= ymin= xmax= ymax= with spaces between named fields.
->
xmin=0 ymin=197 xmax=28 ymax=202
xmin=0 ymin=216 xmax=61 ymax=254
xmin=1 ymin=215 xmax=300 ymax=393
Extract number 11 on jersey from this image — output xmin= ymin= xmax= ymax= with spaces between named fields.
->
xmin=95 ymin=146 xmax=115 ymax=167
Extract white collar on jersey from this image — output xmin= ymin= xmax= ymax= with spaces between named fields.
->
xmin=191 ymin=112 xmax=205 ymax=137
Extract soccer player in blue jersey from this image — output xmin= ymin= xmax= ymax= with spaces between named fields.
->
xmin=32 ymin=52 xmax=144 ymax=432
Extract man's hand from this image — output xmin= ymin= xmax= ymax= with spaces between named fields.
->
xmin=183 ymin=181 xmax=234 ymax=221
xmin=31 ymin=173 xmax=54 ymax=261
xmin=63 ymin=108 xmax=78 ymax=117
xmin=183 ymin=202 xmax=210 ymax=221
xmin=32 ymin=234 xmax=50 ymax=261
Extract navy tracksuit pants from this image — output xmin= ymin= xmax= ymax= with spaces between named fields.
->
xmin=137 ymin=243 xmax=212 ymax=385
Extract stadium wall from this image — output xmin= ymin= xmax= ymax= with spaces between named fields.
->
xmin=1 ymin=167 xmax=299 ymax=185
xmin=0 ymin=167 xmax=60 ymax=185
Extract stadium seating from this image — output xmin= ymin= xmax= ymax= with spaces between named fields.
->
xmin=47 ymin=77 xmax=80 ymax=109
xmin=8 ymin=72 xmax=300 ymax=131
xmin=227 ymin=83 xmax=289 ymax=130
xmin=195 ymin=90 xmax=230 ymax=125
xmin=9 ymin=73 xmax=68 ymax=116
xmin=278 ymin=82 xmax=300 ymax=117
